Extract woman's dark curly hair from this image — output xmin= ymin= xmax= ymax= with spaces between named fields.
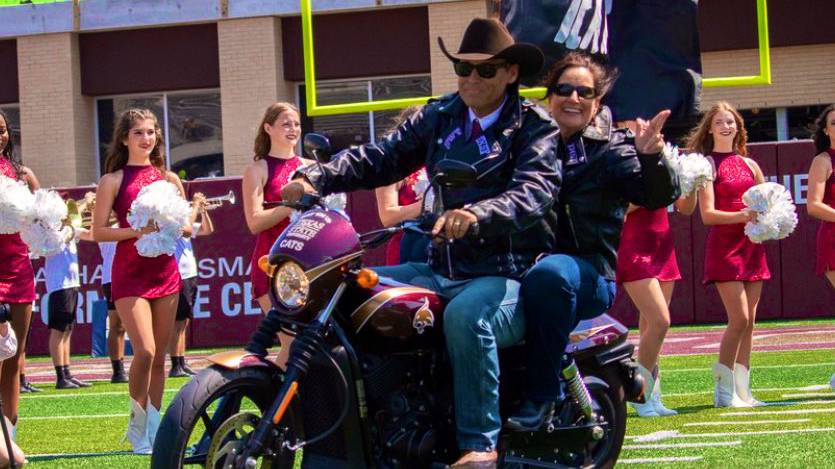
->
xmin=812 ymin=104 xmax=835 ymax=154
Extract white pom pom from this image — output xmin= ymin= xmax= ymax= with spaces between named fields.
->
xmin=0 ymin=175 xmax=35 ymax=234
xmin=19 ymin=189 xmax=71 ymax=258
xmin=412 ymin=169 xmax=434 ymax=212
xmin=742 ymin=182 xmax=798 ymax=243
xmin=128 ymin=181 xmax=191 ymax=257
xmin=664 ymin=144 xmax=714 ymax=196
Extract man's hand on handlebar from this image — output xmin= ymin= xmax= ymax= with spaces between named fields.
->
xmin=432 ymin=209 xmax=477 ymax=240
xmin=281 ymin=178 xmax=317 ymax=204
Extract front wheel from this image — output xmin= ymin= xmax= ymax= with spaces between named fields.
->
xmin=151 ymin=365 xmax=302 ymax=469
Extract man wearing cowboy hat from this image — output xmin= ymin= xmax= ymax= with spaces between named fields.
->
xmin=283 ymin=18 xmax=560 ymax=467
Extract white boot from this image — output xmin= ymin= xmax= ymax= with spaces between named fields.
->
xmin=734 ymin=363 xmax=765 ymax=407
xmin=651 ymin=366 xmax=678 ymax=416
xmin=629 ymin=364 xmax=660 ymax=417
xmin=713 ymin=363 xmax=748 ymax=408
xmin=126 ymin=399 xmax=152 ymax=454
xmin=146 ymin=402 xmax=161 ymax=449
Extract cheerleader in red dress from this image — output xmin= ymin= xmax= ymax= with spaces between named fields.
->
xmin=242 ymin=103 xmax=308 ymax=368
xmin=687 ymin=102 xmax=769 ymax=408
xmin=377 ymin=169 xmax=426 ymax=265
xmin=806 ymin=105 xmax=835 ymax=391
xmin=0 ymin=109 xmax=40 ymax=428
xmin=617 ymin=192 xmax=697 ymax=417
xmin=374 ymin=106 xmax=428 ymax=265
xmin=92 ymin=109 xmax=187 ymax=454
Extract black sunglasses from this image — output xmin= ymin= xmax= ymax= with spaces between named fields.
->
xmin=550 ymin=83 xmax=597 ymax=99
xmin=453 ymin=61 xmax=508 ymax=79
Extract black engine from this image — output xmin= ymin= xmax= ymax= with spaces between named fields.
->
xmin=361 ymin=351 xmax=456 ymax=468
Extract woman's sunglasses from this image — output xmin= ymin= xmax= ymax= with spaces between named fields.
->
xmin=550 ymin=83 xmax=597 ymax=99
xmin=453 ymin=61 xmax=508 ymax=79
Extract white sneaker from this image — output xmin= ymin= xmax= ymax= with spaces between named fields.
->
xmin=829 ymin=374 xmax=835 ymax=391
xmin=651 ymin=367 xmax=678 ymax=416
xmin=734 ymin=363 xmax=765 ymax=407
xmin=127 ymin=399 xmax=152 ymax=455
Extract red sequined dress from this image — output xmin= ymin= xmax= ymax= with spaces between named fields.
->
xmin=616 ymin=207 xmax=681 ymax=284
xmin=0 ymin=157 xmax=35 ymax=303
xmin=703 ymin=152 xmax=770 ymax=284
xmin=250 ymin=156 xmax=302 ymax=299
xmin=815 ymin=148 xmax=835 ymax=275
xmin=385 ymin=170 xmax=421 ymax=265
xmin=111 ymin=165 xmax=182 ymax=300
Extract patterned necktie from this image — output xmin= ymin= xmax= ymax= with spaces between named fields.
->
xmin=469 ymin=119 xmax=483 ymax=142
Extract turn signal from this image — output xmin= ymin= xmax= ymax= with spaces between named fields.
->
xmin=355 ymin=268 xmax=379 ymax=289
xmin=258 ymin=255 xmax=275 ymax=275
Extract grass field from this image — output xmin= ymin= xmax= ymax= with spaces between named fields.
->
xmin=12 ymin=325 xmax=835 ymax=468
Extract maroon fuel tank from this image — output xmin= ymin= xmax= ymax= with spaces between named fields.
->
xmin=344 ymin=276 xmax=446 ymax=352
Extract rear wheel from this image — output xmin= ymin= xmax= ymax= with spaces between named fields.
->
xmin=151 ymin=365 xmax=303 ymax=469
xmin=581 ymin=368 xmax=627 ymax=469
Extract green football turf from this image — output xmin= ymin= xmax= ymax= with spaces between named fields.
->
xmin=12 ymin=338 xmax=835 ymax=468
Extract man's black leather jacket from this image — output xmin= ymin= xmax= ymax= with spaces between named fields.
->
xmin=297 ymin=88 xmax=560 ymax=279
xmin=554 ymin=107 xmax=680 ymax=279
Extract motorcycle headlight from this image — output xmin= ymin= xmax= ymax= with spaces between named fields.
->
xmin=274 ymin=261 xmax=310 ymax=309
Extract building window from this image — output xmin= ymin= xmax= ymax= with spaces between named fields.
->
xmin=0 ymin=104 xmax=22 ymax=162
xmin=739 ymin=108 xmax=777 ymax=143
xmin=95 ymin=90 xmax=223 ymax=179
xmin=298 ymin=75 xmax=431 ymax=154
xmin=787 ymin=105 xmax=827 ymax=141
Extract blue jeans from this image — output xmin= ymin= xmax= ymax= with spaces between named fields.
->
xmin=520 ymin=254 xmax=616 ymax=402
xmin=374 ymin=262 xmax=525 ymax=451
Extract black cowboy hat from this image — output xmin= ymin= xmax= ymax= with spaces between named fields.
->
xmin=438 ymin=18 xmax=544 ymax=78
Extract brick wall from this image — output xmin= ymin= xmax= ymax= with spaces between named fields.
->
xmin=218 ymin=17 xmax=294 ymax=177
xmin=701 ymin=43 xmax=835 ymax=110
xmin=17 ymin=33 xmax=95 ymax=187
xmin=427 ymin=0 xmax=487 ymax=96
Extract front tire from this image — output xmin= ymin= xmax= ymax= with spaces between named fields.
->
xmin=151 ymin=365 xmax=298 ymax=469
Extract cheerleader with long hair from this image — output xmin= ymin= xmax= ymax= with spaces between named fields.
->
xmin=807 ymin=104 xmax=835 ymax=390
xmin=0 ymin=109 xmax=39 ymax=432
xmin=618 ymin=192 xmax=697 ymax=417
xmin=686 ymin=101 xmax=769 ymax=408
xmin=92 ymin=108 xmax=188 ymax=453
xmin=242 ymin=102 xmax=311 ymax=367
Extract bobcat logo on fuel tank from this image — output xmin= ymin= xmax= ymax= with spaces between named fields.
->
xmin=412 ymin=297 xmax=434 ymax=334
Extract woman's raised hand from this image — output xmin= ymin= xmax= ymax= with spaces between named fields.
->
xmin=634 ymin=109 xmax=671 ymax=155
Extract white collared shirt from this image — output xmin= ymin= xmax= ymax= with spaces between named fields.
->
xmin=467 ymin=95 xmax=508 ymax=139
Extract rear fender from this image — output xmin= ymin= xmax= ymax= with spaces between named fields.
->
xmin=207 ymin=350 xmax=280 ymax=371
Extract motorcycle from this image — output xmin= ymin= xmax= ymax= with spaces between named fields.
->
xmin=151 ymin=134 xmax=645 ymax=469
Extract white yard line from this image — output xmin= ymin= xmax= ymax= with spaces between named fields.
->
xmin=781 ymin=392 xmax=834 ymax=399
xmin=21 ymin=388 xmax=181 ymax=400
xmin=627 ymin=427 xmax=835 ymax=443
xmin=25 ymin=413 xmax=128 ymax=421
xmin=623 ymin=440 xmax=742 ymax=450
xmin=682 ymin=419 xmax=810 ymax=427
xmin=619 ymin=456 xmax=703 ymax=464
xmin=664 ymin=384 xmax=832 ymax=397
xmin=720 ymin=407 xmax=835 ymax=417
xmin=28 ymin=450 xmax=133 ymax=458
xmin=663 ymin=362 xmax=835 ymax=373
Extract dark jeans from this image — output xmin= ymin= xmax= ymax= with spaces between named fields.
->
xmin=373 ymin=262 xmax=525 ymax=451
xmin=520 ymin=254 xmax=616 ymax=402
xmin=399 ymin=231 xmax=430 ymax=263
